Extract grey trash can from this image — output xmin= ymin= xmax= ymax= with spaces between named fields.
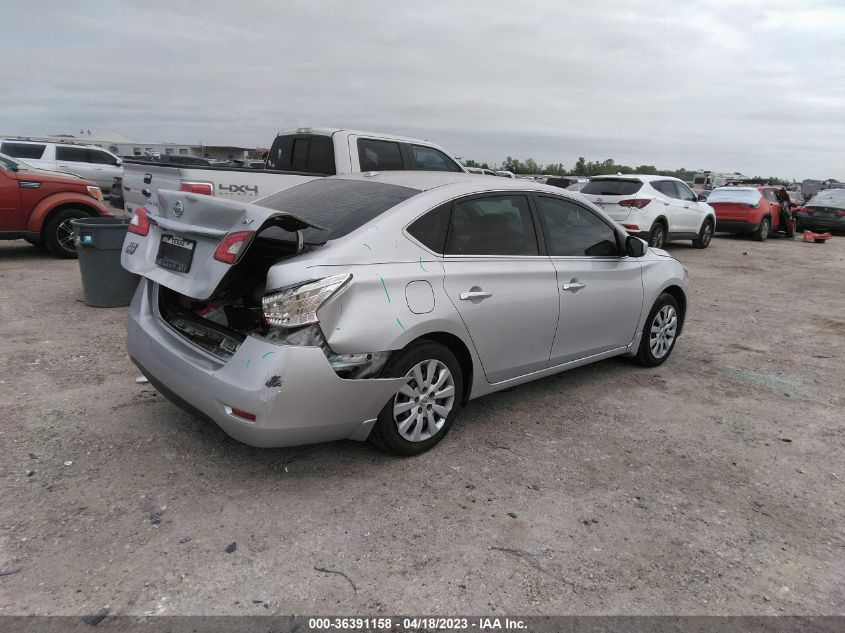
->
xmin=71 ymin=217 xmax=140 ymax=308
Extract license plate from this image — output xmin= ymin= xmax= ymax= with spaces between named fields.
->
xmin=156 ymin=235 xmax=196 ymax=273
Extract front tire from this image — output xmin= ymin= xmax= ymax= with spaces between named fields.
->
xmin=692 ymin=218 xmax=714 ymax=249
xmin=370 ymin=341 xmax=464 ymax=456
xmin=752 ymin=217 xmax=770 ymax=242
xmin=635 ymin=293 xmax=681 ymax=367
xmin=43 ymin=207 xmax=90 ymax=258
xmin=648 ymin=221 xmax=667 ymax=248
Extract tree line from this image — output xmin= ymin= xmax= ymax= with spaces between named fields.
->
xmin=463 ymin=156 xmax=789 ymax=185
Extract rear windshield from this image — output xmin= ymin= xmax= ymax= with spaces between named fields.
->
xmin=706 ymin=187 xmax=762 ymax=205
xmin=807 ymin=189 xmax=845 ymax=207
xmin=256 ymin=178 xmax=420 ymax=244
xmin=266 ymin=134 xmax=336 ymax=175
xmin=581 ymin=179 xmax=643 ymax=196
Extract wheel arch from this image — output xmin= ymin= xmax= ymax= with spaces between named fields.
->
xmin=397 ymin=331 xmax=475 ymax=403
xmin=660 ymin=284 xmax=687 ymax=334
xmin=26 ymin=193 xmax=106 ymax=234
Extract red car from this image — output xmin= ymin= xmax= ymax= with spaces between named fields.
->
xmin=0 ymin=152 xmax=110 ymax=257
xmin=708 ymin=185 xmax=793 ymax=241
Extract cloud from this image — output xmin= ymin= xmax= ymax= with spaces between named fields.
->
xmin=2 ymin=0 xmax=843 ymax=179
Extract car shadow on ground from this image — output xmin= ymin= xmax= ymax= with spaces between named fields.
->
xmin=143 ymin=354 xmax=638 ymax=474
xmin=0 ymin=242 xmax=58 ymax=261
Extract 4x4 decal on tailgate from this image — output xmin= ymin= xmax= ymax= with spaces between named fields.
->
xmin=218 ymin=184 xmax=259 ymax=195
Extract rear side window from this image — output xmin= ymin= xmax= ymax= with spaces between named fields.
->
xmin=1 ymin=142 xmax=46 ymax=160
xmin=581 ymin=179 xmax=643 ymax=196
xmin=55 ymin=146 xmax=90 ymax=162
xmin=358 ymin=138 xmax=404 ymax=171
xmin=535 ymin=195 xmax=620 ymax=257
xmin=446 ymin=195 xmax=538 ymax=256
xmin=761 ymin=189 xmax=777 ymax=202
xmin=266 ymin=135 xmax=337 ymax=174
xmin=652 ymin=181 xmax=678 ymax=198
xmin=407 ymin=203 xmax=452 ymax=252
xmin=409 ymin=145 xmax=462 ymax=172
xmin=256 ymin=179 xmax=419 ymax=244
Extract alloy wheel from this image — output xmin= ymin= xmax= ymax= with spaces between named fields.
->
xmin=649 ymin=305 xmax=677 ymax=359
xmin=651 ymin=226 xmax=665 ymax=248
xmin=56 ymin=219 xmax=77 ymax=253
xmin=702 ymin=222 xmax=713 ymax=246
xmin=393 ymin=359 xmax=455 ymax=442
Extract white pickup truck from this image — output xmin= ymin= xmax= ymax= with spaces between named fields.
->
xmin=122 ymin=128 xmax=465 ymax=215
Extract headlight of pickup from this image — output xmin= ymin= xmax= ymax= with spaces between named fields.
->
xmin=262 ymin=274 xmax=351 ymax=328
xmin=86 ymin=186 xmax=103 ymax=201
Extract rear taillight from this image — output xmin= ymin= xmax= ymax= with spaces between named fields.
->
xmin=803 ymin=207 xmax=814 ymax=215
xmin=128 ymin=206 xmax=153 ymax=236
xmin=619 ymin=199 xmax=652 ymax=209
xmin=180 ymin=181 xmax=214 ymax=196
xmin=622 ymin=223 xmax=640 ymax=230
xmin=837 ymin=210 xmax=845 ymax=217
xmin=213 ymin=230 xmax=254 ymax=264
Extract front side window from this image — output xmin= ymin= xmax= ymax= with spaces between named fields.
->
xmin=357 ymin=138 xmax=404 ymax=171
xmin=674 ymin=181 xmax=697 ymax=201
xmin=409 ymin=145 xmax=462 ymax=172
xmin=1 ymin=142 xmax=46 ymax=160
xmin=91 ymin=150 xmax=118 ymax=165
xmin=446 ymin=195 xmax=538 ymax=256
xmin=55 ymin=146 xmax=90 ymax=162
xmin=761 ymin=189 xmax=777 ymax=202
xmin=535 ymin=195 xmax=620 ymax=257
xmin=652 ymin=181 xmax=678 ymax=198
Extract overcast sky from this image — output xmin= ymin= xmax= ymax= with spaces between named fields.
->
xmin=2 ymin=0 xmax=843 ymax=179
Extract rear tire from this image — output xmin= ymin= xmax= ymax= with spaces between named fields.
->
xmin=648 ymin=221 xmax=667 ymax=248
xmin=692 ymin=218 xmax=714 ymax=249
xmin=43 ymin=207 xmax=91 ymax=258
xmin=370 ymin=341 xmax=464 ymax=456
xmin=752 ymin=217 xmax=770 ymax=242
xmin=634 ymin=293 xmax=681 ymax=367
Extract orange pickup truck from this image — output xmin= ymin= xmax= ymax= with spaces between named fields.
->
xmin=0 ymin=152 xmax=110 ymax=257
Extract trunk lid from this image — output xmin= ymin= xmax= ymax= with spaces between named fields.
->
xmin=710 ymin=202 xmax=753 ymax=219
xmin=121 ymin=190 xmax=321 ymax=300
xmin=579 ymin=178 xmax=645 ymax=222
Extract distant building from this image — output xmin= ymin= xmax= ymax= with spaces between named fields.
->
xmin=2 ymin=130 xmax=251 ymax=160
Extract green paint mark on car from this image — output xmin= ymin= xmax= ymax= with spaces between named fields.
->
xmin=262 ymin=351 xmax=274 ymax=358
xmin=419 ymin=257 xmax=427 ymax=272
xmin=396 ymin=318 xmax=406 ymax=332
xmin=380 ymin=276 xmax=391 ymax=303
xmin=362 ymin=243 xmax=372 ymax=250
xmin=245 ymin=359 xmax=251 ymax=369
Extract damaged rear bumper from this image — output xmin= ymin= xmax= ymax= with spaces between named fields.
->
xmin=127 ymin=280 xmax=405 ymax=448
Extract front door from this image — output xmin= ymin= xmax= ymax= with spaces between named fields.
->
xmin=442 ymin=193 xmax=560 ymax=383
xmin=0 ymin=164 xmax=21 ymax=231
xmin=534 ymin=194 xmax=645 ymax=364
xmin=674 ymin=180 xmax=706 ymax=232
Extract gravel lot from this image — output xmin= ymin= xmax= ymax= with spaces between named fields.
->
xmin=0 ymin=232 xmax=842 ymax=616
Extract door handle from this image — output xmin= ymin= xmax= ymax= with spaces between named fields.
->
xmin=562 ymin=280 xmax=586 ymax=292
xmin=459 ymin=290 xmax=492 ymax=301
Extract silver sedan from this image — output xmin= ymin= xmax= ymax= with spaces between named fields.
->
xmin=122 ymin=172 xmax=690 ymax=455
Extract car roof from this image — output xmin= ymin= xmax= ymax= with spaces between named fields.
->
xmin=589 ymin=174 xmax=680 ymax=183
xmin=276 ymin=127 xmax=448 ymax=146
xmin=331 ymin=170 xmax=575 ymax=193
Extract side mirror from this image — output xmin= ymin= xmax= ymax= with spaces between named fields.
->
xmin=697 ymin=194 xmax=707 ymax=202
xmin=115 ymin=158 xmax=123 ymax=166
xmin=626 ymin=235 xmax=646 ymax=257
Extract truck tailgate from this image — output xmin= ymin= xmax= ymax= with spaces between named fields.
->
xmin=121 ymin=190 xmax=320 ymax=300
xmin=123 ymin=163 xmax=184 ymax=214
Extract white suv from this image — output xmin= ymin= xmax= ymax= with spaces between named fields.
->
xmin=0 ymin=139 xmax=122 ymax=192
xmin=579 ymin=175 xmax=715 ymax=249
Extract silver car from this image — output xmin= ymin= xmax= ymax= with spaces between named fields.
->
xmin=122 ymin=172 xmax=690 ymax=455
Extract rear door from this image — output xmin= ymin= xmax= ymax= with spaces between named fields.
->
xmin=442 ymin=193 xmax=559 ymax=383
xmin=650 ymin=180 xmax=686 ymax=232
xmin=87 ymin=148 xmax=122 ymax=191
xmin=761 ymin=188 xmax=781 ymax=228
xmin=534 ymin=195 xmax=644 ymax=364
